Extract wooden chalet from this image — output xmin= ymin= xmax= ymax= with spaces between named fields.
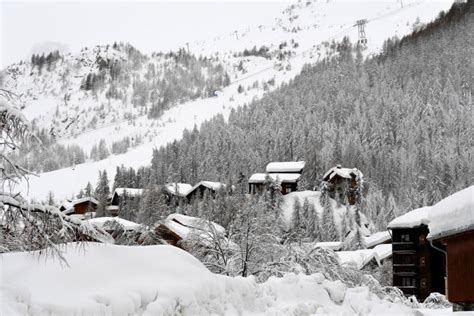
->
xmin=186 ymin=181 xmax=226 ymax=201
xmin=163 ymin=183 xmax=192 ymax=205
xmin=322 ymin=165 xmax=363 ymax=205
xmin=71 ymin=197 xmax=99 ymax=216
xmin=248 ymin=161 xmax=305 ymax=195
xmin=388 ymin=207 xmax=446 ymax=301
xmin=426 ymin=186 xmax=474 ymax=311
xmin=111 ymin=188 xmax=144 ymax=206
xmin=156 ymin=213 xmax=226 ymax=248
xmin=110 ymin=188 xmax=143 ymax=216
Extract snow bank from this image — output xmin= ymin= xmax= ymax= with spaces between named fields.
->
xmin=85 ymin=217 xmax=140 ymax=231
xmin=427 ymin=185 xmax=474 ymax=240
xmin=281 ymin=190 xmax=372 ymax=236
xmin=387 ymin=206 xmax=431 ymax=229
xmin=1 ymin=243 xmax=415 ymax=315
xmin=336 ymin=249 xmax=377 ymax=270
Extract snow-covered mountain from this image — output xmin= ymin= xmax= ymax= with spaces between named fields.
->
xmin=2 ymin=0 xmax=454 ymax=200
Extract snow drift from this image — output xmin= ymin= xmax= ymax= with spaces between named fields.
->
xmin=1 ymin=243 xmax=414 ymax=315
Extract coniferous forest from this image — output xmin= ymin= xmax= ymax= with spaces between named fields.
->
xmin=147 ymin=2 xmax=473 ymax=221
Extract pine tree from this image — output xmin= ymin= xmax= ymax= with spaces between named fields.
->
xmin=307 ymin=203 xmax=320 ymax=241
xmin=291 ymin=198 xmax=302 ymax=242
xmin=320 ymin=190 xmax=339 ymax=241
xmin=46 ymin=191 xmax=56 ymax=206
xmin=84 ymin=182 xmax=93 ymax=197
xmin=95 ymin=170 xmax=110 ymax=217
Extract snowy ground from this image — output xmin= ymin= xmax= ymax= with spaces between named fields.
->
xmin=11 ymin=0 xmax=454 ymax=201
xmin=1 ymin=242 xmax=416 ymax=315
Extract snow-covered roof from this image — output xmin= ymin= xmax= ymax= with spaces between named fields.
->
xmin=59 ymin=200 xmax=73 ymax=210
xmin=62 ymin=208 xmax=75 ymax=215
xmin=113 ymin=188 xmax=144 ymax=197
xmin=106 ymin=205 xmax=119 ymax=211
xmin=387 ymin=206 xmax=431 ymax=229
xmin=187 ymin=181 xmax=226 ymax=196
xmin=266 ymin=161 xmax=306 ymax=173
xmin=86 ymin=217 xmax=140 ymax=231
xmin=373 ymin=244 xmax=392 ymax=262
xmin=72 ymin=196 xmax=99 ymax=206
xmin=336 ymin=249 xmax=377 ymax=270
xmin=248 ymin=173 xmax=302 ymax=184
xmin=323 ymin=166 xmax=363 ymax=182
xmin=363 ymin=231 xmax=391 ymax=248
xmin=427 ymin=186 xmax=474 ymax=241
xmin=164 ymin=183 xmax=193 ymax=197
xmin=314 ymin=241 xmax=343 ymax=251
xmin=162 ymin=214 xmax=226 ymax=245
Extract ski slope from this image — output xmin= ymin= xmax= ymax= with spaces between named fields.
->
xmin=15 ymin=0 xmax=454 ymax=200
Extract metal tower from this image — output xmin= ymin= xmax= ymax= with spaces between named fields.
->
xmin=355 ymin=19 xmax=368 ymax=46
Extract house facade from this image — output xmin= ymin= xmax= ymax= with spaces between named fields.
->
xmin=248 ymin=161 xmax=305 ymax=195
xmin=426 ymin=186 xmax=474 ymax=311
xmin=388 ymin=206 xmax=446 ymax=301
xmin=322 ymin=165 xmax=363 ymax=205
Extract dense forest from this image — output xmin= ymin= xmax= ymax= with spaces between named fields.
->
xmin=147 ymin=2 xmax=473 ymax=222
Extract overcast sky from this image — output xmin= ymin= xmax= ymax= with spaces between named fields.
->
xmin=0 ymin=1 xmax=289 ymax=68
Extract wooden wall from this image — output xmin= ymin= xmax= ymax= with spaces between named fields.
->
xmin=445 ymin=230 xmax=474 ymax=303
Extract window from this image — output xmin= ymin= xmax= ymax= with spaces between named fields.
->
xmin=401 ymin=234 xmax=411 ymax=242
xmin=419 ymin=234 xmax=426 ymax=244
xmin=402 ymin=277 xmax=416 ymax=287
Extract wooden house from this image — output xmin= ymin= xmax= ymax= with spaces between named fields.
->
xmin=248 ymin=161 xmax=305 ymax=195
xmin=388 ymin=207 xmax=446 ymax=301
xmin=71 ymin=197 xmax=99 ymax=216
xmin=322 ymin=165 xmax=363 ymax=205
xmin=111 ymin=188 xmax=144 ymax=206
xmin=156 ymin=213 xmax=226 ymax=248
xmin=163 ymin=183 xmax=192 ymax=205
xmin=426 ymin=186 xmax=474 ymax=311
xmin=186 ymin=181 xmax=226 ymax=201
xmin=110 ymin=188 xmax=143 ymax=216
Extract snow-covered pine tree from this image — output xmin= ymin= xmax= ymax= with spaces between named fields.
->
xmin=307 ymin=202 xmax=320 ymax=241
xmin=291 ymin=197 xmax=302 ymax=242
xmin=95 ymin=170 xmax=110 ymax=217
xmin=301 ymin=197 xmax=310 ymax=232
xmin=320 ymin=189 xmax=339 ymax=241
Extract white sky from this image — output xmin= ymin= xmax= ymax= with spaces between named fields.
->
xmin=0 ymin=1 xmax=290 ymax=68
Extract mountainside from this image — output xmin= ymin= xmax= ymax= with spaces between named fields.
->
xmin=1 ymin=0 xmax=455 ymax=201
xmin=148 ymin=0 xmax=473 ymax=229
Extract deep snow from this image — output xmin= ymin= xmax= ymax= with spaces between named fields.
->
xmin=0 ymin=242 xmax=415 ymax=315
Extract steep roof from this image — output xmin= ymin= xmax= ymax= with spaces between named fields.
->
xmin=248 ymin=173 xmax=302 ymax=184
xmin=187 ymin=181 xmax=226 ymax=196
xmin=72 ymin=196 xmax=99 ymax=206
xmin=164 ymin=183 xmax=193 ymax=197
xmin=427 ymin=186 xmax=474 ymax=240
xmin=363 ymin=231 xmax=391 ymax=248
xmin=266 ymin=161 xmax=306 ymax=173
xmin=323 ymin=166 xmax=363 ymax=182
xmin=387 ymin=206 xmax=431 ymax=229
xmin=161 ymin=214 xmax=227 ymax=246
